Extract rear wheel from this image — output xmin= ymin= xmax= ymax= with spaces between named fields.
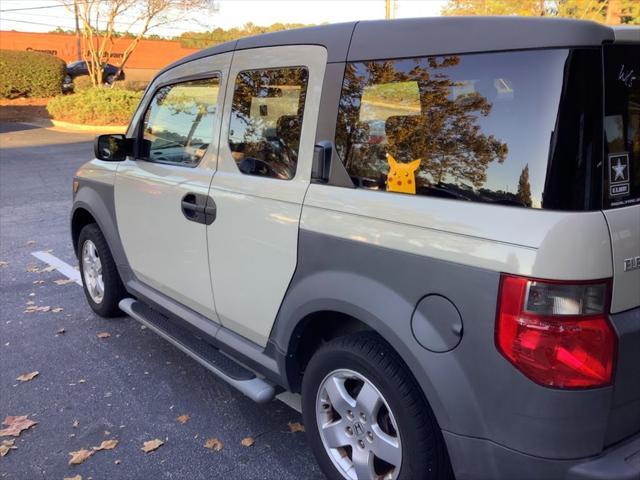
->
xmin=302 ymin=333 xmax=452 ymax=480
xmin=78 ymin=223 xmax=125 ymax=317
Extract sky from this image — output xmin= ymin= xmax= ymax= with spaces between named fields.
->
xmin=0 ymin=0 xmax=447 ymax=37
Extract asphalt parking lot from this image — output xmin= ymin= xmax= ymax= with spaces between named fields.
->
xmin=0 ymin=122 xmax=324 ymax=480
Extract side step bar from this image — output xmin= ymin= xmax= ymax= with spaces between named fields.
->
xmin=119 ymin=298 xmax=275 ymax=403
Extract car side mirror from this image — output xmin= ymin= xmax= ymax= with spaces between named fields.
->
xmin=94 ymin=134 xmax=132 ymax=162
xmin=311 ymin=141 xmax=333 ymax=183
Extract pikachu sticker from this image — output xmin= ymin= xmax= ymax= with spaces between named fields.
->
xmin=386 ymin=153 xmax=421 ymax=195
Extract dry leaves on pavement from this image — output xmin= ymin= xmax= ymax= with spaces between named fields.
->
xmin=288 ymin=422 xmax=305 ymax=433
xmin=204 ymin=438 xmax=224 ymax=452
xmin=68 ymin=449 xmax=93 ymax=465
xmin=26 ymin=240 xmax=36 ymax=246
xmin=0 ymin=415 xmax=38 ymax=437
xmin=93 ymin=439 xmax=118 ymax=451
xmin=0 ymin=261 xmax=8 ymax=268
xmin=141 ymin=439 xmax=164 ymax=453
xmin=96 ymin=332 xmax=111 ymax=339
xmin=64 ymin=475 xmax=82 ymax=480
xmin=54 ymin=279 xmax=75 ymax=286
xmin=0 ymin=439 xmax=16 ymax=457
xmin=56 ymin=328 xmax=66 ymax=335
xmin=72 ymin=419 xmax=79 ymax=428
xmin=26 ymin=264 xmax=55 ymax=273
xmin=24 ymin=305 xmax=50 ymax=313
xmin=16 ymin=371 xmax=39 ymax=382
xmin=240 ymin=437 xmax=255 ymax=447
xmin=176 ymin=414 xmax=190 ymax=424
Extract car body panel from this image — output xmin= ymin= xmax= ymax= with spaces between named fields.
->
xmin=207 ymin=45 xmax=327 ymax=347
xmin=113 ymin=52 xmax=233 ymax=321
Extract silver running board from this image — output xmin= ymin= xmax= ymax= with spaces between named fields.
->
xmin=119 ymin=298 xmax=275 ymax=403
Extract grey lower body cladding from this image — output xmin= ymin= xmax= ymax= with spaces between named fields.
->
xmin=270 ymin=229 xmax=640 ymax=479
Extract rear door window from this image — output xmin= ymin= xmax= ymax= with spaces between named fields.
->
xmin=228 ymin=67 xmax=308 ymax=180
xmin=604 ymin=44 xmax=640 ymax=208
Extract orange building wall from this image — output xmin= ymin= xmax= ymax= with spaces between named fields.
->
xmin=0 ymin=30 xmax=200 ymax=69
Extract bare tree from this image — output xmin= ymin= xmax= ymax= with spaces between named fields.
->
xmin=68 ymin=0 xmax=209 ymax=87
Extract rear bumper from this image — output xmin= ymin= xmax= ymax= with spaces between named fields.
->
xmin=444 ymin=430 xmax=640 ymax=480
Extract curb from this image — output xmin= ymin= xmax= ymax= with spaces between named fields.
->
xmin=50 ymin=119 xmax=127 ymax=133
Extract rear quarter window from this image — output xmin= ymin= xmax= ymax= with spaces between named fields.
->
xmin=604 ymin=44 xmax=640 ymax=208
xmin=335 ymin=49 xmax=603 ymax=210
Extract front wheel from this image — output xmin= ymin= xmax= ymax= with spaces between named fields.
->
xmin=78 ymin=223 xmax=126 ymax=317
xmin=302 ymin=333 xmax=452 ymax=480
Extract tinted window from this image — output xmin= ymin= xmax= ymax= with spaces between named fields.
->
xmin=604 ymin=44 xmax=640 ymax=208
xmin=335 ymin=49 xmax=602 ymax=210
xmin=229 ymin=67 xmax=308 ymax=180
xmin=141 ymin=77 xmax=219 ymax=166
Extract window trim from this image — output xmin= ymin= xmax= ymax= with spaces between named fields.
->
xmin=135 ymin=72 xmax=222 ymax=168
xmin=227 ymin=65 xmax=310 ymax=181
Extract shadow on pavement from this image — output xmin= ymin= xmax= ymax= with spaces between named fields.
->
xmin=0 ymin=122 xmax=46 ymax=134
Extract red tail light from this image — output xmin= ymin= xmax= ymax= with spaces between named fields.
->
xmin=495 ymin=274 xmax=616 ymax=389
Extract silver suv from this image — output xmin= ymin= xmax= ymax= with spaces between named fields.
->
xmin=71 ymin=18 xmax=640 ymax=480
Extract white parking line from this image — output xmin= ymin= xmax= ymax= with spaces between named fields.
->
xmin=31 ymin=251 xmax=82 ymax=286
xmin=30 ymin=249 xmax=303 ymax=412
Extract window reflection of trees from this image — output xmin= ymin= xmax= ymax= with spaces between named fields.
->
xmin=229 ymin=67 xmax=308 ymax=180
xmin=336 ymin=56 xmax=511 ymax=202
xmin=142 ymin=78 xmax=218 ymax=165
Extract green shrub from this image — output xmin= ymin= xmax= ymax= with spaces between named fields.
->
xmin=72 ymin=75 xmax=93 ymax=92
xmin=47 ymin=87 xmax=142 ymax=125
xmin=0 ymin=49 xmax=66 ymax=98
xmin=115 ymin=79 xmax=149 ymax=92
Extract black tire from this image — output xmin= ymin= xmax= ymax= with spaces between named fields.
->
xmin=105 ymin=74 xmax=116 ymax=85
xmin=302 ymin=332 xmax=452 ymax=480
xmin=77 ymin=223 xmax=126 ymax=317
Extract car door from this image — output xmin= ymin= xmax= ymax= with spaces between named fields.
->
xmin=114 ymin=53 xmax=232 ymax=321
xmin=207 ymin=45 xmax=327 ymax=346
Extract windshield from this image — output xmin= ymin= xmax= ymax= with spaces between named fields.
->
xmin=604 ymin=43 xmax=640 ymax=209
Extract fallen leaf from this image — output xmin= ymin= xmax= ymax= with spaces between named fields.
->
xmin=114 ymin=459 xmax=121 ymax=465
xmin=32 ymin=280 xmax=45 ymax=285
xmin=240 ymin=437 xmax=255 ymax=447
xmin=56 ymin=328 xmax=66 ymax=335
xmin=16 ymin=371 xmax=39 ymax=382
xmin=97 ymin=332 xmax=111 ymax=339
xmin=0 ymin=261 xmax=8 ymax=268
xmin=204 ymin=438 xmax=223 ymax=452
xmin=0 ymin=439 xmax=16 ymax=457
xmin=26 ymin=301 xmax=35 ymax=306
xmin=0 ymin=415 xmax=38 ymax=437
xmin=78 ymin=379 xmax=86 ymax=384
xmin=68 ymin=449 xmax=93 ymax=465
xmin=51 ymin=307 xmax=64 ymax=313
xmin=287 ymin=422 xmax=305 ymax=433
xmin=176 ymin=414 xmax=190 ymax=425
xmin=25 ymin=264 xmax=39 ymax=272
xmin=141 ymin=439 xmax=163 ymax=453
xmin=26 ymin=240 xmax=36 ymax=246
xmin=93 ymin=439 xmax=118 ymax=451
xmin=41 ymin=265 xmax=55 ymax=273
xmin=25 ymin=305 xmax=51 ymax=314
xmin=64 ymin=476 xmax=82 ymax=480
xmin=54 ymin=279 xmax=74 ymax=286
xmin=72 ymin=419 xmax=79 ymax=428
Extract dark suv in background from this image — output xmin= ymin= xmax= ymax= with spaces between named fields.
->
xmin=62 ymin=60 xmax=125 ymax=90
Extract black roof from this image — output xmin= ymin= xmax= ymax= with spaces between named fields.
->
xmin=161 ymin=16 xmax=618 ymax=75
